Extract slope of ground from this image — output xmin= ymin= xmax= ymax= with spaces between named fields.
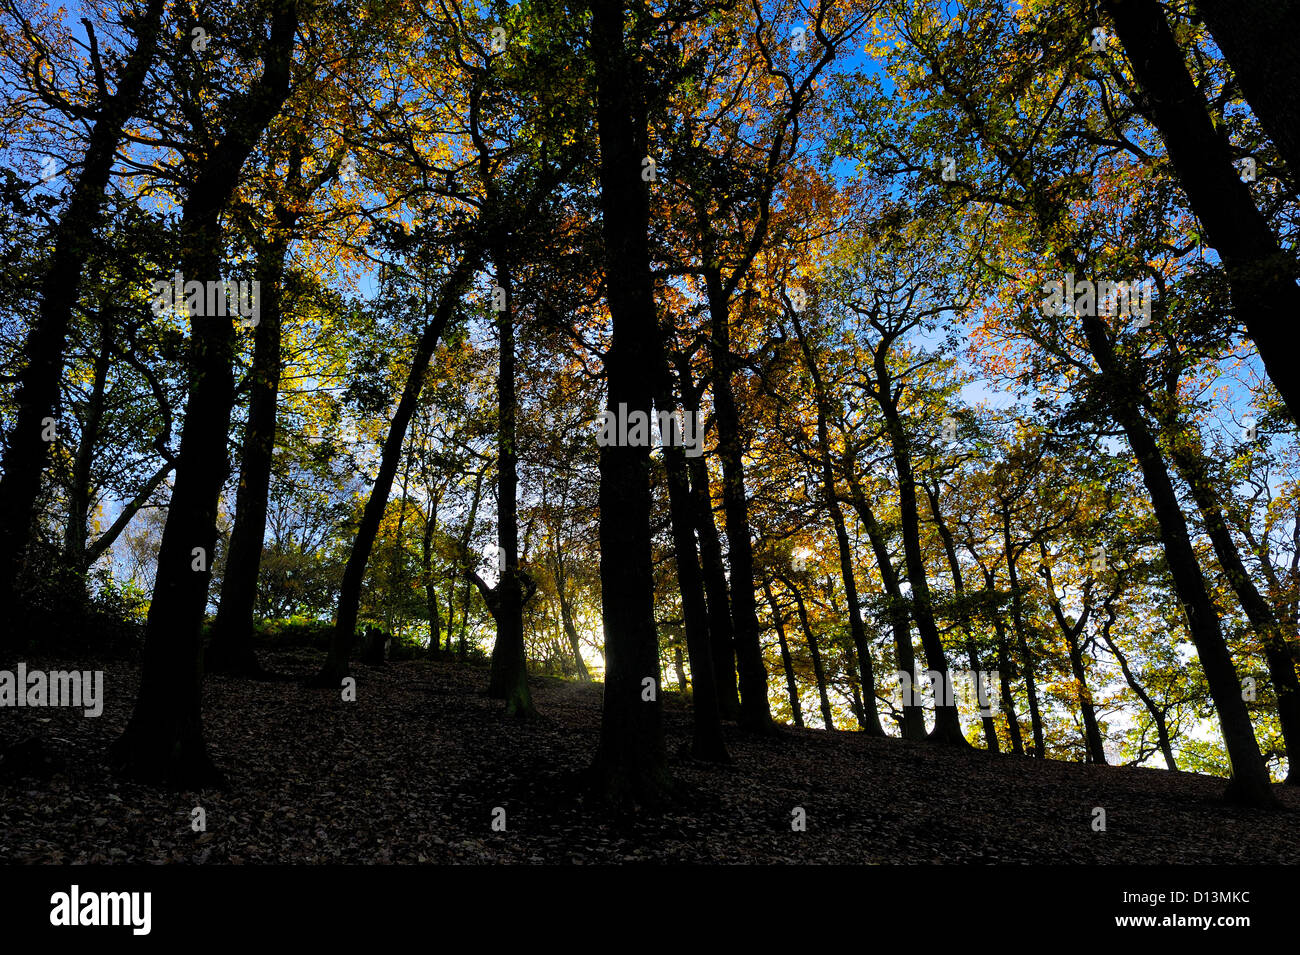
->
xmin=2 ymin=649 xmax=1297 ymax=864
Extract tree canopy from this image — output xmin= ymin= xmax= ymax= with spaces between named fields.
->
xmin=2 ymin=0 xmax=1298 ymax=819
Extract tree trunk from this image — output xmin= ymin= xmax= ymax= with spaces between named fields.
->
xmin=1074 ymin=295 xmax=1275 ymax=803
xmin=871 ymin=355 xmax=965 ymax=745
xmin=446 ymin=587 xmax=458 ymax=655
xmin=370 ymin=453 xmax=414 ymax=661
xmin=969 ymin=642 xmax=999 ymax=753
xmin=1001 ymin=510 xmax=1045 ymax=757
xmin=587 ymin=0 xmax=671 ymax=807
xmin=849 ymin=677 xmax=867 ymax=730
xmin=655 ymin=338 xmax=727 ymax=760
xmin=677 ymin=356 xmax=741 ymax=720
xmin=554 ymin=551 xmax=590 ymax=681
xmin=782 ymin=575 xmax=834 ymax=730
xmin=764 ymin=580 xmax=804 ymax=728
xmin=484 ymin=254 xmax=534 ymax=717
xmin=1097 ymin=608 xmax=1177 ymax=771
xmin=425 ymin=583 xmax=442 ymax=657
xmin=208 ymin=231 xmax=291 ymax=676
xmin=844 ymin=459 xmax=926 ymax=741
xmin=83 ymin=460 xmax=174 ymax=566
xmin=422 ymin=493 xmax=442 ymax=658
xmin=308 ymin=252 xmax=478 ymax=687
xmin=948 ymin=4 xmax=1280 ymax=803
xmin=994 ymin=622 xmax=1024 ymax=756
xmin=1161 ymin=427 xmax=1300 ymax=783
xmin=0 ymin=0 xmax=167 ymax=624
xmin=925 ymin=482 xmax=999 ymax=752
xmin=1106 ymin=388 xmax=1272 ymax=802
xmin=792 ymin=312 xmax=884 ymax=734
xmin=110 ymin=0 xmax=297 ymax=786
xmin=1038 ymin=558 xmax=1107 ymax=765
xmin=1064 ymin=626 xmax=1107 ymax=764
xmin=1103 ymin=0 xmax=1300 ymax=424
xmin=1193 ymin=0 xmax=1300 ymax=190
xmin=703 ymin=264 xmax=772 ymax=732
xmin=672 ymin=645 xmax=688 ymax=694
xmin=64 ymin=314 xmax=114 ymax=575
xmin=455 ymin=469 xmax=486 ymax=660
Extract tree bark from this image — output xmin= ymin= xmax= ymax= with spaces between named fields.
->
xmin=83 ymin=460 xmax=174 ymax=566
xmin=1075 ymin=299 xmax=1274 ymax=803
xmin=925 ymin=482 xmax=999 ymax=752
xmin=982 ymin=561 xmax=1022 ymax=754
xmin=941 ymin=0 xmax=1281 ymax=802
xmin=1160 ymin=426 xmax=1300 ymax=783
xmin=1001 ymin=508 xmax=1045 ymax=757
xmin=1038 ymin=555 xmax=1106 ymax=764
xmin=63 ymin=312 xmax=114 ymax=575
xmin=1065 ymin=625 xmax=1106 ymax=765
xmin=995 ymin=628 xmax=1024 ymax=756
xmin=1097 ymin=599 xmax=1177 ymax=771
xmin=454 ymin=469 xmax=486 ymax=660
xmin=422 ymin=491 xmax=443 ymax=658
xmin=369 ymin=452 xmax=414 ymax=658
xmin=553 ymin=548 xmax=590 ymax=681
xmin=1105 ymin=385 xmax=1272 ymax=802
xmin=672 ymin=645 xmax=688 ymax=695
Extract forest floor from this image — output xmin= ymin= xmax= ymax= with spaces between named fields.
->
xmin=2 ymin=648 xmax=1298 ymax=864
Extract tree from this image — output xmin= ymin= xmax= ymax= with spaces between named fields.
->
xmin=1101 ymin=0 xmax=1300 ymax=424
xmin=587 ymin=0 xmax=671 ymax=807
xmin=477 ymin=252 xmax=535 ymax=717
xmin=0 ymin=0 xmax=167 ymax=626
xmin=878 ymin=0 xmax=1278 ymax=803
xmin=1191 ymin=0 xmax=1300 ymax=191
xmin=789 ymin=305 xmax=885 ymax=735
xmin=110 ymin=0 xmax=299 ymax=786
